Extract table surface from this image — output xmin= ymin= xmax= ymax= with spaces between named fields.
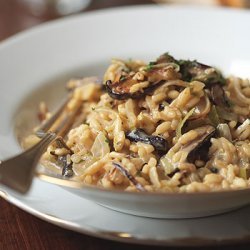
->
xmin=0 ymin=0 xmax=250 ymax=249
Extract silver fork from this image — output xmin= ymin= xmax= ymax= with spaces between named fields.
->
xmin=0 ymin=95 xmax=81 ymax=193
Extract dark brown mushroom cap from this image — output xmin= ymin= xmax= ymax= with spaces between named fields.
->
xmin=58 ymin=155 xmax=74 ymax=178
xmin=156 ymin=53 xmax=178 ymax=64
xmin=179 ymin=60 xmax=226 ymax=87
xmin=105 ymin=64 xmax=180 ymax=100
xmin=210 ymin=84 xmax=230 ymax=108
xmin=183 ymin=125 xmax=216 ymax=163
xmin=112 ymin=162 xmax=146 ymax=192
xmin=160 ymin=125 xmax=215 ymax=176
xmin=126 ymin=129 xmax=169 ymax=154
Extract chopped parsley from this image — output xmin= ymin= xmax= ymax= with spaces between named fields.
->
xmin=119 ymin=75 xmax=126 ymax=81
xmin=145 ymin=61 xmax=156 ymax=71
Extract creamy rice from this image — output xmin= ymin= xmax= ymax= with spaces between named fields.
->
xmin=27 ymin=53 xmax=250 ymax=193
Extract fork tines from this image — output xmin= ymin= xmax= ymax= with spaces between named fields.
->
xmin=36 ymin=95 xmax=82 ymax=139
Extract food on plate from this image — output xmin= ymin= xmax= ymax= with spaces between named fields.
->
xmin=26 ymin=53 xmax=250 ymax=192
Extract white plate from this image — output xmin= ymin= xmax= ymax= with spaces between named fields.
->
xmin=0 ymin=4 xmax=250 ymax=236
xmin=0 ymin=179 xmax=250 ymax=246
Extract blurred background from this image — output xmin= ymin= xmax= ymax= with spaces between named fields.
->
xmin=0 ymin=0 xmax=249 ymax=41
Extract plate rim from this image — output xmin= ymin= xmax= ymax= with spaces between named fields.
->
xmin=1 ymin=185 xmax=250 ymax=247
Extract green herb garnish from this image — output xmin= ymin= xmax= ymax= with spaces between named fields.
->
xmin=119 ymin=75 xmax=126 ymax=81
xmin=176 ymin=108 xmax=195 ymax=139
xmin=208 ymin=105 xmax=220 ymax=127
xmin=145 ymin=61 xmax=156 ymax=71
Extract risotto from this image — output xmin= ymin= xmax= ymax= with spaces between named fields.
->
xmin=27 ymin=53 xmax=250 ymax=193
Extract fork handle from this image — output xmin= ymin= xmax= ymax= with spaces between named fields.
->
xmin=0 ymin=132 xmax=57 ymax=193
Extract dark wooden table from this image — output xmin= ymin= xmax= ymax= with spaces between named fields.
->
xmin=0 ymin=1 xmax=250 ymax=249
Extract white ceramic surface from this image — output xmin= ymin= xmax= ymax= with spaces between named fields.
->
xmin=0 ymin=4 xmax=250 ymax=225
xmin=1 ymin=179 xmax=250 ymax=246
